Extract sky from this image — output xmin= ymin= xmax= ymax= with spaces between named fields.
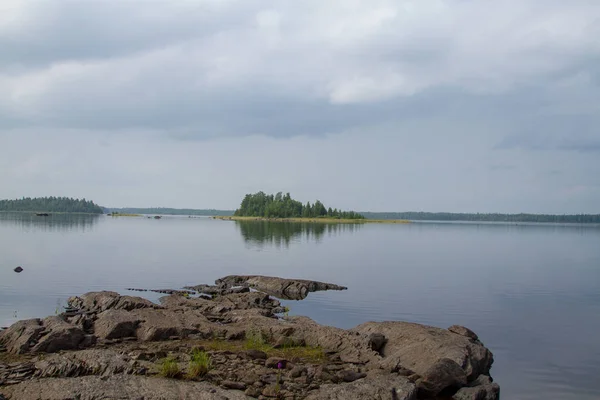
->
xmin=1 ymin=0 xmax=599 ymax=213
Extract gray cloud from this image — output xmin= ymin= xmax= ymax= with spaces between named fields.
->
xmin=0 ymin=0 xmax=599 ymax=212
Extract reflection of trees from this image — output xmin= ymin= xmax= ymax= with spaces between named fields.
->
xmin=237 ymin=221 xmax=362 ymax=248
xmin=0 ymin=213 xmax=100 ymax=233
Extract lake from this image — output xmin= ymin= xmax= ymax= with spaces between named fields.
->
xmin=0 ymin=213 xmax=599 ymax=399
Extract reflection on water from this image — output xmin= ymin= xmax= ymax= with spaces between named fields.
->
xmin=236 ymin=221 xmax=362 ymax=247
xmin=0 ymin=212 xmax=100 ymax=232
xmin=0 ymin=216 xmax=599 ymax=399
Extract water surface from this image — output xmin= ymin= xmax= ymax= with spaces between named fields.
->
xmin=0 ymin=213 xmax=599 ymax=400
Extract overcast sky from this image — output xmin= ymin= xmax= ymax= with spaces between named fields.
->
xmin=1 ymin=0 xmax=599 ymax=213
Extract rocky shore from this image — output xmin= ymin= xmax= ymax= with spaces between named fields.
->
xmin=0 ymin=276 xmax=499 ymax=400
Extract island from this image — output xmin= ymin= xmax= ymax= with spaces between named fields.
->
xmin=0 ymin=197 xmax=104 ymax=214
xmin=0 ymin=275 xmax=499 ymax=399
xmin=215 ymin=192 xmax=409 ymax=224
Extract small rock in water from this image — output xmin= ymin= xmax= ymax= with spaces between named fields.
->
xmin=14 ymin=266 xmax=23 ymax=273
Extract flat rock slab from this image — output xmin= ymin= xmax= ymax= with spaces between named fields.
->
xmin=215 ymin=275 xmax=347 ymax=300
xmin=0 ymin=375 xmax=249 ymax=400
xmin=305 ymin=373 xmax=417 ymax=400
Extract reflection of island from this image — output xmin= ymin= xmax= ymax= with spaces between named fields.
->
xmin=236 ymin=220 xmax=361 ymax=248
xmin=0 ymin=213 xmax=100 ymax=233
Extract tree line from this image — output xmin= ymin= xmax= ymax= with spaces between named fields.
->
xmin=0 ymin=197 xmax=104 ymax=214
xmin=234 ymin=192 xmax=365 ymax=219
xmin=361 ymin=211 xmax=600 ymax=224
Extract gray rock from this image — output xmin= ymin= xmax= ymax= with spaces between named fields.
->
xmin=305 ymin=373 xmax=417 ymax=400
xmin=0 ymin=318 xmax=44 ymax=354
xmin=94 ymin=310 xmax=141 ymax=340
xmin=0 ymin=317 xmax=88 ymax=355
xmin=354 ymin=321 xmax=493 ymax=381
xmin=245 ymin=349 xmax=268 ymax=360
xmin=454 ymin=382 xmax=500 ymax=400
xmin=221 ymin=380 xmax=247 ymax=390
xmin=448 ymin=325 xmax=479 ymax=341
xmin=265 ymin=357 xmax=288 ymax=369
xmin=0 ymin=375 xmax=249 ymax=399
xmin=31 ymin=317 xmax=86 ymax=353
xmin=215 ymin=275 xmax=347 ymax=300
xmin=289 ymin=365 xmax=306 ymax=378
xmin=417 ymin=358 xmax=468 ymax=397
xmin=368 ymin=333 xmax=387 ymax=353
xmin=337 ymin=370 xmax=367 ymax=383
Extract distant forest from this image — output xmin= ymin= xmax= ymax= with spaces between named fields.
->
xmin=0 ymin=197 xmax=104 ymax=214
xmin=234 ymin=191 xmax=365 ymax=219
xmin=106 ymin=208 xmax=234 ymax=216
xmin=361 ymin=212 xmax=600 ymax=224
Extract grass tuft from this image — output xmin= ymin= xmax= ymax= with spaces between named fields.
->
xmin=160 ymin=356 xmax=180 ymax=378
xmin=187 ymin=348 xmax=212 ymax=379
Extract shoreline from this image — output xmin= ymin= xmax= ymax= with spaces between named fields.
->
xmin=213 ymin=216 xmax=412 ymax=224
xmin=0 ymin=275 xmax=498 ymax=400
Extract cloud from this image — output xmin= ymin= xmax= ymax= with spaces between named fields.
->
xmin=0 ymin=1 xmax=599 ymax=212
xmin=0 ymin=0 xmax=599 ymax=139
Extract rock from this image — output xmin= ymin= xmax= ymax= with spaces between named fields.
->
xmin=68 ymin=291 xmax=122 ymax=313
xmin=417 ymin=358 xmax=468 ymax=397
xmin=134 ymin=308 xmax=209 ymax=341
xmin=215 ymin=275 xmax=347 ymax=300
xmin=354 ymin=321 xmax=493 ymax=381
xmin=289 ymin=365 xmax=306 ymax=378
xmin=454 ymin=382 xmax=500 ymax=400
xmin=242 ymin=371 xmax=260 ymax=385
xmin=0 ymin=375 xmax=250 ymax=399
xmin=262 ymin=385 xmax=280 ymax=397
xmin=221 ymin=380 xmax=247 ymax=390
xmin=305 ymin=373 xmax=417 ymax=400
xmin=453 ymin=375 xmax=500 ymax=400
xmin=94 ymin=310 xmax=141 ymax=340
xmin=448 ymin=325 xmax=479 ymax=341
xmin=368 ymin=333 xmax=387 ymax=353
xmin=265 ymin=357 xmax=288 ymax=369
xmin=13 ymin=266 xmax=23 ymax=273
xmin=68 ymin=292 xmax=160 ymax=314
xmin=0 ymin=317 xmax=88 ymax=354
xmin=337 ymin=370 xmax=367 ymax=383
xmin=245 ymin=386 xmax=262 ymax=397
xmin=31 ymin=317 xmax=86 ymax=353
xmin=245 ymin=349 xmax=268 ymax=360
xmin=0 ymin=319 xmax=45 ymax=354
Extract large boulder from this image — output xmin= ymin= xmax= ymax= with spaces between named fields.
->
xmin=93 ymin=310 xmax=142 ymax=340
xmin=31 ymin=317 xmax=86 ymax=353
xmin=353 ymin=321 xmax=493 ymax=382
xmin=0 ymin=319 xmax=45 ymax=354
xmin=134 ymin=308 xmax=210 ymax=341
xmin=0 ymin=317 xmax=86 ymax=354
xmin=417 ymin=358 xmax=468 ymax=397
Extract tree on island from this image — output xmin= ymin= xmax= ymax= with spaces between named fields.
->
xmin=0 ymin=197 xmax=104 ymax=214
xmin=234 ymin=191 xmax=364 ymax=219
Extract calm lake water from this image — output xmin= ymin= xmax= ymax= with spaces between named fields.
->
xmin=1 ymin=213 xmax=599 ymax=399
